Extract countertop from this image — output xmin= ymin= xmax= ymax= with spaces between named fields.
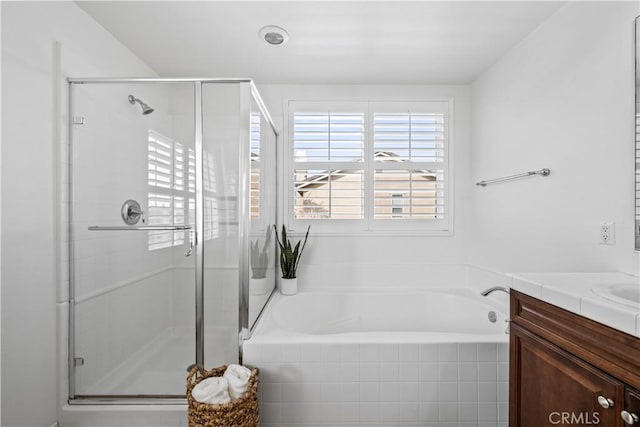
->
xmin=509 ymin=272 xmax=640 ymax=337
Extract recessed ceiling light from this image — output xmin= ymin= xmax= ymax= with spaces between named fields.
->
xmin=259 ymin=25 xmax=289 ymax=46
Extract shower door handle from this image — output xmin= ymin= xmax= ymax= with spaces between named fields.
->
xmin=185 ymin=230 xmax=196 ymax=257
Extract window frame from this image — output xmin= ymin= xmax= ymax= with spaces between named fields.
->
xmin=285 ymin=99 xmax=454 ymax=236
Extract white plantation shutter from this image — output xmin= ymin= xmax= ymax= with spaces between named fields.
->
xmin=292 ymin=105 xmax=366 ymax=220
xmin=251 ymin=113 xmax=261 ymax=219
xmin=147 ymin=130 xmax=196 ymax=250
xmin=288 ymin=100 xmax=450 ymax=233
xmin=372 ymin=105 xmax=447 ymax=222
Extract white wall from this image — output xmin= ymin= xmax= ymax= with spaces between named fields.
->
xmin=1 ymin=1 xmax=156 ymax=425
xmin=258 ymin=84 xmax=472 ymax=288
xmin=469 ymin=1 xmax=639 ymax=275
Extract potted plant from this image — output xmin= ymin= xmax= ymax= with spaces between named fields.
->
xmin=249 ymin=228 xmax=271 ymax=295
xmin=273 ymin=224 xmax=310 ymax=295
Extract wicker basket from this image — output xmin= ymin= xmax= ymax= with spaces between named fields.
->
xmin=187 ymin=365 xmax=259 ymax=427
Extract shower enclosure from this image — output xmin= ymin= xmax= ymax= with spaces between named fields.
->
xmin=66 ymin=79 xmax=277 ymax=402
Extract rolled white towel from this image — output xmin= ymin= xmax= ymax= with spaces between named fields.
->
xmin=192 ymin=377 xmax=231 ymax=405
xmin=223 ymin=364 xmax=252 ymax=400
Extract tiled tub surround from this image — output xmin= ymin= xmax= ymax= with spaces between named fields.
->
xmin=243 ymin=286 xmax=509 ymax=427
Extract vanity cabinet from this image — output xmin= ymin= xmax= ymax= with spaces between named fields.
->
xmin=510 ymin=290 xmax=640 ymax=427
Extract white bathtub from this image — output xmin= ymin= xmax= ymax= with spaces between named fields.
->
xmin=244 ymin=287 xmax=510 ymax=426
xmin=252 ymin=287 xmax=509 ymax=342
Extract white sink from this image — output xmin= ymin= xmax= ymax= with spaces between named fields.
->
xmin=592 ymin=283 xmax=640 ymax=309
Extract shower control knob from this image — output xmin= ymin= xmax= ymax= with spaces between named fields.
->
xmin=621 ymin=411 xmax=639 ymax=425
xmin=597 ymin=395 xmax=614 ymax=409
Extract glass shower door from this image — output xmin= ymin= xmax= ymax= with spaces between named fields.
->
xmin=69 ymin=82 xmax=197 ymax=397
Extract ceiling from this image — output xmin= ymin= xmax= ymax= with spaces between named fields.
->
xmin=76 ymin=1 xmax=565 ymax=85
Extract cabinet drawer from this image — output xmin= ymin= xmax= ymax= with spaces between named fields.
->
xmin=510 ymin=290 xmax=640 ymax=389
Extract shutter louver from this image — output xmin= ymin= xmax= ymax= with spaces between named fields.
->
xmin=293 ymin=111 xmax=365 ymax=219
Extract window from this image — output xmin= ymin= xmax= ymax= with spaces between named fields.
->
xmin=147 ymin=130 xmax=195 ymax=250
xmin=288 ymin=100 xmax=450 ymax=233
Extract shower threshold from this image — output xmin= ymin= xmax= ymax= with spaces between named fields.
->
xmin=70 ymin=326 xmax=236 ymax=402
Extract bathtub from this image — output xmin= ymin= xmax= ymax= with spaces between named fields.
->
xmin=244 ymin=287 xmax=509 ymax=426
xmin=268 ymin=288 xmax=508 ymax=340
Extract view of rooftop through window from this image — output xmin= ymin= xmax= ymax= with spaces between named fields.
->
xmin=291 ymin=102 xmax=447 ymax=224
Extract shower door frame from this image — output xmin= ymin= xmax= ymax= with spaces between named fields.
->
xmin=66 ymin=78 xmax=277 ymax=404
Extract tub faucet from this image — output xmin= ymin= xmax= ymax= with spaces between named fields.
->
xmin=480 ymin=286 xmax=510 ymax=296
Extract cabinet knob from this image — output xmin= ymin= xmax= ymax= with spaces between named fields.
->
xmin=621 ymin=411 xmax=639 ymax=425
xmin=597 ymin=395 xmax=615 ymax=409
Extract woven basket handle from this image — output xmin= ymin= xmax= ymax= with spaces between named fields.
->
xmin=186 ymin=365 xmax=207 ymax=393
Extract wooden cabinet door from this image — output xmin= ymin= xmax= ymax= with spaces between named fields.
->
xmin=622 ymin=388 xmax=640 ymax=426
xmin=510 ymin=323 xmax=625 ymax=427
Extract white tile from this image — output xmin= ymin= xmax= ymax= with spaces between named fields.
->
xmin=340 ymin=362 xmax=360 ymax=382
xmin=478 ymin=362 xmax=498 ymax=381
xmin=359 ymin=382 xmax=380 ymax=402
xmin=399 ymin=362 xmax=419 ymax=382
xmin=498 ymin=382 xmax=509 ymax=402
xmin=581 ymin=296 xmax=639 ymax=335
xmin=322 ymin=383 xmax=342 ymax=402
xmin=497 ymin=343 xmax=509 ymax=361
xmin=459 ymin=402 xmax=479 ymax=422
xmin=498 ymin=402 xmax=509 ymax=422
xmin=360 ymin=344 xmax=379 ymax=362
xmin=458 ymin=343 xmax=478 ymax=362
xmin=379 ymin=362 xmax=400 ymax=381
xmin=321 ymin=344 xmax=341 ymax=362
xmin=419 ymin=344 xmax=439 ymax=361
xmin=379 ymin=344 xmax=399 ymax=362
xmin=321 ymin=362 xmax=342 ymax=382
xmin=511 ymin=275 xmax=543 ymax=297
xmin=262 ymin=382 xmax=282 ymax=402
xmin=438 ymin=402 xmax=458 ymax=422
xmin=400 ymin=381 xmax=420 ymax=402
xmin=439 ymin=344 xmax=458 ymax=361
xmin=359 ymin=362 xmax=379 ymax=382
xmin=478 ymin=382 xmax=498 ymax=402
xmin=419 ymin=362 xmax=439 ymax=381
xmin=359 ymin=402 xmax=380 ymax=422
xmin=302 ymin=382 xmax=324 ymax=402
xmin=281 ymin=344 xmax=301 ymax=363
xmin=420 ymin=402 xmax=439 ymax=422
xmin=540 ymin=284 xmax=582 ymax=313
xmin=339 ymin=402 xmax=360 ymax=423
xmin=401 ymin=402 xmax=421 ymax=422
xmin=459 ymin=382 xmax=479 ymax=402
xmin=478 ymin=343 xmax=498 ymax=362
xmin=498 ymin=362 xmax=509 ymax=382
xmin=458 ymin=363 xmax=478 ymax=381
xmin=399 ymin=344 xmax=419 ymax=361
xmin=479 ymin=402 xmax=498 ymax=422
xmin=261 ymin=402 xmax=282 ymax=423
xmin=261 ymin=344 xmax=283 ymax=363
xmin=438 ymin=362 xmax=458 ymax=381
xmin=380 ymin=402 xmax=402 ymax=422
xmin=340 ymin=382 xmax=360 ymax=402
xmin=299 ymin=362 xmax=324 ymax=382
xmin=279 ymin=363 xmax=303 ymax=383
xmin=439 ymin=382 xmax=458 ymax=401
xmin=282 ymin=383 xmax=304 ymax=403
xmin=301 ymin=344 xmax=322 ymax=362
xmin=341 ymin=344 xmax=359 ymax=362
xmin=419 ymin=382 xmax=439 ymax=402
xmin=380 ymin=382 xmax=403 ymax=402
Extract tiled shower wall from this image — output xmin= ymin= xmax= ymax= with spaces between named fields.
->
xmin=243 ymin=341 xmax=508 ymax=427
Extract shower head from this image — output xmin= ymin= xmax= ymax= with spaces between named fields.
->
xmin=128 ymin=94 xmax=154 ymax=115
